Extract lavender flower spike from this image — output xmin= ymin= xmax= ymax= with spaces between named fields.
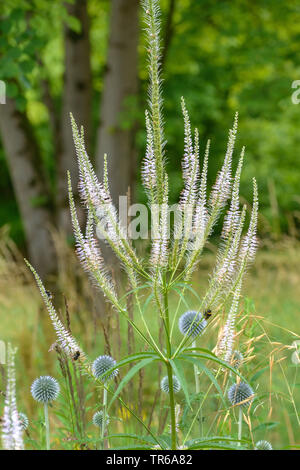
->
xmin=1 ymin=344 xmax=24 ymax=450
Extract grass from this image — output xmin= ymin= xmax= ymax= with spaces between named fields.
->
xmin=0 ymin=234 xmax=299 ymax=449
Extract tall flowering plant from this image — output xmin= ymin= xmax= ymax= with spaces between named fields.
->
xmin=1 ymin=344 xmax=24 ymax=450
xmin=26 ymin=0 xmax=258 ymax=450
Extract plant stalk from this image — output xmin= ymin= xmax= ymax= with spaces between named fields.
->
xmin=192 ymin=340 xmax=202 ymax=436
xmin=44 ymin=402 xmax=50 ymax=450
xmin=238 ymin=407 xmax=243 ymax=446
xmin=102 ymin=388 xmax=108 ymax=450
xmin=166 ymin=362 xmax=177 ymax=450
xmin=192 ymin=340 xmax=200 ymax=395
xmin=163 ymin=285 xmax=177 ymax=450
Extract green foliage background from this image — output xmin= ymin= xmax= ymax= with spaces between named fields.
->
xmin=1 ymin=0 xmax=300 ymax=244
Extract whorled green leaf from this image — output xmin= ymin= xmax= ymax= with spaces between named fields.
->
xmin=178 ymin=351 xmax=247 ymax=382
xmin=180 ymin=356 xmax=227 ymax=408
xmin=107 ymin=356 xmax=159 ymax=410
xmin=169 ymin=358 xmax=191 ymax=408
xmin=186 ymin=435 xmax=250 ymax=450
xmin=105 ymin=433 xmax=163 ymax=449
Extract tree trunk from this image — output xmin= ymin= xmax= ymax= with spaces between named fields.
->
xmin=56 ymin=0 xmax=92 ymax=235
xmin=161 ymin=0 xmax=177 ymax=71
xmin=96 ymin=0 xmax=140 ymax=207
xmin=0 ymin=98 xmax=56 ymax=278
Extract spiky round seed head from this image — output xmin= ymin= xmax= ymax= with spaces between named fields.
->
xmin=231 ymin=350 xmax=244 ymax=369
xmin=160 ymin=375 xmax=181 ymax=394
xmin=18 ymin=412 xmax=29 ymax=431
xmin=92 ymin=411 xmax=110 ymax=429
xmin=255 ymin=440 xmax=272 ymax=450
xmin=92 ymin=355 xmax=118 ymax=382
xmin=31 ymin=376 xmax=60 ymax=403
xmin=228 ymin=382 xmax=254 ymax=408
xmin=178 ymin=311 xmax=207 ymax=339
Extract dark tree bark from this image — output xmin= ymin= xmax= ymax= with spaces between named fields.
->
xmin=0 ymin=0 xmax=142 ymax=279
xmin=161 ymin=0 xmax=177 ymax=71
xmin=56 ymin=0 xmax=92 ymax=235
xmin=0 ymin=98 xmax=56 ymax=278
xmin=0 ymin=1 xmax=92 ymax=276
xmin=96 ymin=0 xmax=140 ymax=207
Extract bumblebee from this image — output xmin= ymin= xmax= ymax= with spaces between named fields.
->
xmin=204 ymin=309 xmax=212 ymax=320
xmin=45 ymin=290 xmax=53 ymax=300
xmin=73 ymin=351 xmax=80 ymax=361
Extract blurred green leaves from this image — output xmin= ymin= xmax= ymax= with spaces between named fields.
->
xmin=1 ymin=0 xmax=300 ymax=242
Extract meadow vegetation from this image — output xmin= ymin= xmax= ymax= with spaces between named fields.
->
xmin=0 ymin=0 xmax=299 ymax=451
xmin=0 ymin=234 xmax=299 ymax=449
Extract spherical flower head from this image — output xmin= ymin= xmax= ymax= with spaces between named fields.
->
xmin=160 ymin=375 xmax=181 ymax=394
xmin=231 ymin=350 xmax=244 ymax=369
xmin=255 ymin=440 xmax=272 ymax=450
xmin=228 ymin=381 xmax=254 ymax=408
xmin=31 ymin=376 xmax=60 ymax=403
xmin=92 ymin=355 xmax=118 ymax=383
xmin=18 ymin=412 xmax=29 ymax=431
xmin=178 ymin=311 xmax=207 ymax=339
xmin=92 ymin=410 xmax=110 ymax=429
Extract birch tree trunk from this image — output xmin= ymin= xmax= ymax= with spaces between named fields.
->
xmin=96 ymin=0 xmax=140 ymax=207
xmin=56 ymin=0 xmax=92 ymax=235
xmin=0 ymin=98 xmax=56 ymax=278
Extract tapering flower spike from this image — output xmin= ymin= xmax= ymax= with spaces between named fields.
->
xmin=25 ymin=260 xmax=84 ymax=360
xmin=217 ymin=279 xmax=242 ymax=363
xmin=68 ymin=173 xmax=117 ymax=300
xmin=1 ymin=344 xmax=24 ymax=450
xmin=142 ymin=110 xmax=157 ymax=200
xmin=175 ymin=99 xmax=200 ymax=264
xmin=238 ymin=178 xmax=259 ymax=267
xmin=209 ymin=112 xmax=238 ymax=211
xmin=150 ymin=174 xmax=169 ymax=269
xmin=222 ymin=148 xmax=244 ymax=239
xmin=70 ymin=116 xmax=141 ymax=277
xmin=143 ymin=0 xmax=166 ymax=206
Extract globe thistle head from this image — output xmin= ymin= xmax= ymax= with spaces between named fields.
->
xmin=92 ymin=410 xmax=110 ymax=429
xmin=228 ymin=381 xmax=254 ymax=408
xmin=255 ymin=440 xmax=272 ymax=450
xmin=160 ymin=375 xmax=181 ymax=394
xmin=31 ymin=376 xmax=60 ymax=403
xmin=178 ymin=310 xmax=207 ymax=339
xmin=231 ymin=350 xmax=244 ymax=369
xmin=92 ymin=355 xmax=118 ymax=382
xmin=18 ymin=412 xmax=29 ymax=431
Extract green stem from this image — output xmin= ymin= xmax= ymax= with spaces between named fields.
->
xmin=44 ymin=402 xmax=50 ymax=450
xmin=238 ymin=407 xmax=243 ymax=445
xmin=102 ymin=388 xmax=108 ymax=450
xmin=192 ymin=340 xmax=200 ymax=395
xmin=192 ymin=340 xmax=202 ymax=437
xmin=163 ymin=284 xmax=177 ymax=450
xmin=183 ymin=368 xmax=222 ymax=446
xmin=166 ymin=362 xmax=177 ymax=450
